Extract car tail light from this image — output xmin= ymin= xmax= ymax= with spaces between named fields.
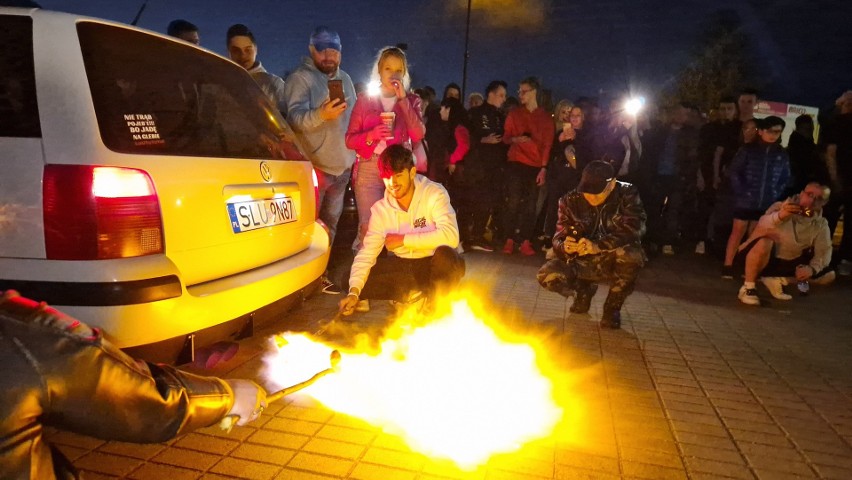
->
xmin=43 ymin=165 xmax=164 ymax=260
xmin=312 ymin=168 xmax=320 ymax=220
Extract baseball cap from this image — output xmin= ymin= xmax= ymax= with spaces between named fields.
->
xmin=310 ymin=26 xmax=341 ymax=52
xmin=577 ymin=160 xmax=615 ymax=194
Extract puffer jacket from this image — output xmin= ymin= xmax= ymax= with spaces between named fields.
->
xmin=729 ymin=142 xmax=791 ymax=211
xmin=552 ymin=182 xmax=647 ymax=262
xmin=0 ymin=293 xmax=234 ymax=480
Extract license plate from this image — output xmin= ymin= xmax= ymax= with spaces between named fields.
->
xmin=227 ymin=196 xmax=297 ymax=233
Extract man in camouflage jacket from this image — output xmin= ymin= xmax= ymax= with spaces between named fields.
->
xmin=537 ymin=161 xmax=647 ymax=328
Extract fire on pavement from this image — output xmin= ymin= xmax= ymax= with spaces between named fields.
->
xmin=263 ymin=291 xmax=577 ymax=469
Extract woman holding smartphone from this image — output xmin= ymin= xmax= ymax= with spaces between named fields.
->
xmin=542 ymin=102 xmax=588 ymax=256
xmin=345 ymin=46 xmax=426 ymax=249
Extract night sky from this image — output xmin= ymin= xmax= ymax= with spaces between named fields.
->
xmin=34 ymin=0 xmax=852 ymax=112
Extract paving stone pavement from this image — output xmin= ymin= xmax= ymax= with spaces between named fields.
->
xmin=48 ymin=252 xmax=852 ymax=480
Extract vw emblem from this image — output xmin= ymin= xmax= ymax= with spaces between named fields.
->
xmin=259 ymin=162 xmax=272 ymax=183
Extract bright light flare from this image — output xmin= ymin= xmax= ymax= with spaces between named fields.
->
xmin=366 ymin=80 xmax=381 ymax=96
xmin=624 ymin=97 xmax=645 ymax=116
xmin=263 ymin=298 xmax=564 ymax=469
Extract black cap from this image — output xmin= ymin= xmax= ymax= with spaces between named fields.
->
xmin=578 ymin=160 xmax=615 ymax=194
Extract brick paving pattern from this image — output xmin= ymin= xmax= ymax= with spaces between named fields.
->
xmin=47 ymin=253 xmax=852 ymax=479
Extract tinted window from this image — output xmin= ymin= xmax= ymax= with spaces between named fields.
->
xmin=0 ymin=15 xmax=40 ymax=137
xmin=77 ymin=22 xmax=304 ymax=160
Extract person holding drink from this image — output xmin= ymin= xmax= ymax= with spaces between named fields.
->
xmin=346 ymin=46 xmax=426 ymax=250
xmin=543 ymin=101 xmax=587 ymax=254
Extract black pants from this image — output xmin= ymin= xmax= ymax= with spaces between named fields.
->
xmin=450 ymin=163 xmax=498 ymax=245
xmin=544 ymin=165 xmax=581 ymax=239
xmin=823 ymin=187 xmax=852 ymax=262
xmin=360 ymin=246 xmax=466 ymax=301
xmin=536 ymin=245 xmax=644 ymax=310
xmin=644 ymin=175 xmax=683 ymax=246
xmin=502 ymin=162 xmax=540 ymax=243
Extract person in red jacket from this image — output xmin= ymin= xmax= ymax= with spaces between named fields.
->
xmin=501 ymin=76 xmax=555 ymax=255
xmin=345 ymin=46 xmax=426 ymax=250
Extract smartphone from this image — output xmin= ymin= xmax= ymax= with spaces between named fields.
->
xmin=328 ymin=79 xmax=345 ymax=105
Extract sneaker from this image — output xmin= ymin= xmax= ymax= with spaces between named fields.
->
xmin=695 ymin=241 xmax=706 ymax=255
xmin=737 ymin=286 xmax=760 ymax=306
xmin=502 ymin=239 xmax=515 ymax=254
xmin=519 ymin=240 xmax=536 ymax=256
xmin=469 ymin=241 xmax=494 ymax=253
xmin=355 ymin=299 xmax=370 ymax=312
xmin=721 ymin=265 xmax=735 ymax=280
xmin=662 ymin=244 xmax=674 ymax=255
xmin=321 ymin=277 xmax=342 ymax=295
xmin=837 ymin=260 xmax=852 ymax=276
xmin=760 ymin=277 xmax=792 ymax=300
xmin=600 ymin=308 xmax=621 ymax=329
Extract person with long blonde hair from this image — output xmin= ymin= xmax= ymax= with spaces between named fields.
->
xmin=345 ymin=47 xmax=426 ymax=250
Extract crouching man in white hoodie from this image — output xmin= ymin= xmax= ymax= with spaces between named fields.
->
xmin=339 ymin=144 xmax=465 ymax=315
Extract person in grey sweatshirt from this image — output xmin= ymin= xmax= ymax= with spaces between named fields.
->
xmin=284 ymin=26 xmax=356 ymax=294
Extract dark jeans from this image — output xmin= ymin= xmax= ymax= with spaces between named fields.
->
xmin=645 ymin=175 xmax=683 ymax=246
xmin=315 ymin=167 xmax=352 ymax=246
xmin=360 ymin=246 xmax=465 ymax=301
xmin=824 ymin=187 xmax=852 ymax=262
xmin=452 ymin=163 xmax=500 ymax=245
xmin=537 ymin=244 xmax=644 ymax=310
xmin=502 ymin=162 xmax=540 ymax=243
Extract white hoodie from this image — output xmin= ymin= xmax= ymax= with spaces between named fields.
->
xmin=348 ymin=174 xmax=459 ymax=293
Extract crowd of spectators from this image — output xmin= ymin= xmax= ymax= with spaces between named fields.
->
xmin=167 ymin=20 xmax=850 ymax=306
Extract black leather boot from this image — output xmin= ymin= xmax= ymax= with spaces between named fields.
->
xmin=570 ymin=281 xmax=598 ymax=313
xmin=600 ymin=306 xmax=621 ymax=329
xmin=601 ymin=290 xmax=626 ymax=329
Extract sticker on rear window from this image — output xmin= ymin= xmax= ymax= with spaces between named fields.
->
xmin=124 ymin=113 xmax=165 ymax=146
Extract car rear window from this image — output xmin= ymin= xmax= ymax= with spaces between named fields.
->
xmin=77 ymin=21 xmax=304 ymax=160
xmin=0 ymin=15 xmax=41 ymax=137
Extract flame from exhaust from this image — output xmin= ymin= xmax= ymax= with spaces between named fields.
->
xmin=263 ymin=296 xmax=564 ymax=469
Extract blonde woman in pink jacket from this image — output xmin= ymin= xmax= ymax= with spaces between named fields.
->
xmin=345 ymin=46 xmax=426 ymax=249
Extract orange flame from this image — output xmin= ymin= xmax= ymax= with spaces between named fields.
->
xmin=263 ymin=295 xmax=565 ymax=469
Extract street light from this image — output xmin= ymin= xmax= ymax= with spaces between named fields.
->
xmin=461 ymin=0 xmax=472 ymax=98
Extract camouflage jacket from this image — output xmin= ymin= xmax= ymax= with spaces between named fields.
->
xmin=552 ymin=182 xmax=647 ymax=262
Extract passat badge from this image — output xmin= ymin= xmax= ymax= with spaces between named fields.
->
xmin=259 ymin=161 xmax=272 ymax=183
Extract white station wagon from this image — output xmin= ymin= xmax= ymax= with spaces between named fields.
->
xmin=0 ymin=7 xmax=330 ymax=362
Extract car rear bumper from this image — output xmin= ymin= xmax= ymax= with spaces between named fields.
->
xmin=0 ymin=223 xmax=330 ymax=348
xmin=0 ymin=275 xmax=182 ymax=306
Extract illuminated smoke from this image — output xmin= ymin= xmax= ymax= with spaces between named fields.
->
xmin=447 ymin=0 xmax=554 ymax=30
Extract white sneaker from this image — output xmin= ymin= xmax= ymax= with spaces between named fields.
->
xmin=695 ymin=241 xmax=706 ymax=255
xmin=355 ymin=299 xmax=370 ymax=312
xmin=738 ymin=285 xmax=760 ymax=306
xmin=760 ymin=277 xmax=792 ymax=300
xmin=662 ymin=245 xmax=674 ymax=255
xmin=837 ymin=260 xmax=852 ymax=276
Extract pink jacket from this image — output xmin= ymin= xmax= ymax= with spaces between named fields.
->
xmin=345 ymin=92 xmax=426 ymax=159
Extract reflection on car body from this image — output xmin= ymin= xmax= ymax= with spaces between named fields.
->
xmin=0 ymin=7 xmax=329 ymax=363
